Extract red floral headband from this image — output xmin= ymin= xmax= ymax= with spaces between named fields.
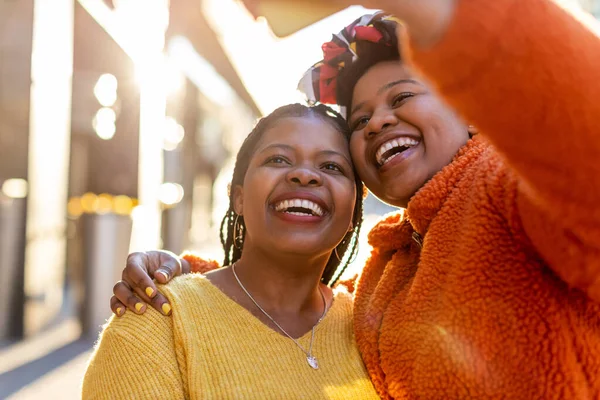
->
xmin=298 ymin=12 xmax=398 ymax=106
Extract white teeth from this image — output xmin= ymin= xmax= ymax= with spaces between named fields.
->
xmin=274 ymin=198 xmax=324 ymax=217
xmin=375 ymin=137 xmax=419 ymax=166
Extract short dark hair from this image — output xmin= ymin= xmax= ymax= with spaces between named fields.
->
xmin=336 ymin=19 xmax=401 ymax=110
xmin=219 ymin=103 xmax=365 ymax=286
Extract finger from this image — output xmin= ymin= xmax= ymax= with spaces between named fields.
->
xmin=154 ymin=258 xmax=181 ymax=284
xmin=113 ymin=281 xmax=146 ymax=314
xmin=148 ymin=292 xmax=172 ymax=316
xmin=124 ymin=252 xmax=158 ymax=299
xmin=120 ymin=270 xmax=172 ymax=316
xmin=110 ymin=296 xmax=126 ymax=317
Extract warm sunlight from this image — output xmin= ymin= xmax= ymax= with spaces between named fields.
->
xmin=203 ymin=0 xmax=375 ymax=114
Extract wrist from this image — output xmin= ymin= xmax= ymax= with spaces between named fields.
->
xmin=180 ymin=257 xmax=191 ymax=274
xmin=180 ymin=251 xmax=220 ymax=274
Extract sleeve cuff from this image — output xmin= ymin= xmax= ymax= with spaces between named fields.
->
xmin=180 ymin=251 xmax=220 ymax=274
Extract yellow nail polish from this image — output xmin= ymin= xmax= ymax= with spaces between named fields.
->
xmin=145 ymin=287 xmax=154 ymax=297
xmin=116 ymin=307 xmax=123 ymax=316
xmin=135 ymin=303 xmax=143 ymax=312
xmin=162 ymin=303 xmax=171 ymax=315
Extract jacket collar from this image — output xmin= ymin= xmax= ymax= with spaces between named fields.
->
xmin=407 ymin=136 xmax=488 ymax=237
xmin=368 ymin=136 xmax=488 ymax=249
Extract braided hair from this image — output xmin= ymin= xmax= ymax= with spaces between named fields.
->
xmin=219 ymin=103 xmax=365 ymax=286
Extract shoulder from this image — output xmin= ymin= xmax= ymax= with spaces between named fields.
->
xmin=84 ymin=302 xmax=184 ymax=399
xmin=330 ymin=288 xmax=355 ymax=313
xmin=159 ymin=274 xmax=218 ymax=304
xmin=84 ymin=308 xmax=176 ymax=385
xmin=99 ymin=304 xmax=173 ymax=345
xmin=158 ymin=274 xmax=233 ymax=320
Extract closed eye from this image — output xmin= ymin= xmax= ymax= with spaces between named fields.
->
xmin=392 ymin=92 xmax=415 ymax=107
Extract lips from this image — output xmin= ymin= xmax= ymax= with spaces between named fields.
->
xmin=274 ymin=198 xmax=324 ymax=217
xmin=270 ymin=192 xmax=329 ymax=218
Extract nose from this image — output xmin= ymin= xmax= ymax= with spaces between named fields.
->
xmin=365 ymin=108 xmax=399 ymax=139
xmin=287 ymin=165 xmax=322 ymax=186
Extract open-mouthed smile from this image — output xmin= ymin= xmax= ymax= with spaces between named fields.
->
xmin=274 ymin=198 xmax=324 ymax=217
xmin=375 ymin=137 xmax=420 ymax=167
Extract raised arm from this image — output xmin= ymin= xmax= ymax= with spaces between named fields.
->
xmin=82 ymin=307 xmax=186 ymax=399
xmin=403 ymin=0 xmax=600 ymax=299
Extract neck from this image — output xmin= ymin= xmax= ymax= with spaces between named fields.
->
xmin=232 ymin=244 xmax=330 ymax=314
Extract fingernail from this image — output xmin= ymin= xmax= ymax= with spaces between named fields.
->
xmin=135 ymin=303 xmax=143 ymax=312
xmin=157 ymin=270 xmax=169 ymax=280
xmin=161 ymin=303 xmax=171 ymax=315
xmin=116 ymin=307 xmax=123 ymax=316
xmin=145 ymin=287 xmax=154 ymax=297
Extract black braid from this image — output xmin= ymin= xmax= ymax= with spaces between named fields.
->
xmin=219 ymin=103 xmax=365 ymax=286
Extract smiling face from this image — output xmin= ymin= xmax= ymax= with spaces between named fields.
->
xmin=233 ymin=116 xmax=357 ymax=258
xmin=347 ymin=61 xmax=470 ymax=208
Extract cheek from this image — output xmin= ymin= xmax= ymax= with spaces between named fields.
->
xmin=241 ymin=170 xmax=273 ymax=213
xmin=333 ymin=181 xmax=357 ymax=228
xmin=349 ymin=135 xmax=370 ymax=173
xmin=350 ymin=135 xmax=382 ymax=192
xmin=404 ymin=97 xmax=469 ymax=158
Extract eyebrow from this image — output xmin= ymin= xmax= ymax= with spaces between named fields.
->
xmin=258 ymin=143 xmax=352 ymax=166
xmin=350 ymin=79 xmax=421 ymax=118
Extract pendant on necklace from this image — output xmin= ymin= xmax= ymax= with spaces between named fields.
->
xmin=307 ymin=355 xmax=319 ymax=370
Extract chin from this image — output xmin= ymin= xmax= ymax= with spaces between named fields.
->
xmin=368 ymin=181 xmax=421 ymax=209
xmin=270 ymin=239 xmax=332 ymax=258
xmin=383 ymin=174 xmax=432 ymax=208
xmin=372 ymin=191 xmax=410 ymax=208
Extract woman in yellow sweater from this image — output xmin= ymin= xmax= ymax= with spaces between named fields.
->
xmin=82 ymin=104 xmax=379 ymax=399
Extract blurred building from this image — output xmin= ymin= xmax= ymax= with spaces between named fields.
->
xmin=0 ymin=0 xmax=259 ymax=342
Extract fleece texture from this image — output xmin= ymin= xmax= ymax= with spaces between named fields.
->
xmin=353 ymin=0 xmax=600 ymax=398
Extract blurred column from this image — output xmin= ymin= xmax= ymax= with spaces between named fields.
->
xmin=80 ymin=213 xmax=132 ymax=337
xmin=0 ymin=0 xmax=34 ymax=340
xmin=161 ymin=73 xmax=198 ymax=254
xmin=24 ymin=0 xmax=74 ymax=334
xmin=130 ymin=0 xmax=170 ymax=251
xmin=0 ymin=195 xmax=27 ymax=339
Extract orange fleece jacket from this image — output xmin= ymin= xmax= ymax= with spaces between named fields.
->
xmin=354 ymin=0 xmax=600 ymax=399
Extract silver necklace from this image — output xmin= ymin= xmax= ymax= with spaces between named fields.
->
xmin=231 ymin=263 xmax=328 ymax=370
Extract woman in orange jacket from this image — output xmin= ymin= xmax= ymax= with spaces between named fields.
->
xmin=111 ymin=0 xmax=600 ymax=398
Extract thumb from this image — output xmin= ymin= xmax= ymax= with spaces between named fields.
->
xmin=153 ymin=253 xmax=183 ymax=284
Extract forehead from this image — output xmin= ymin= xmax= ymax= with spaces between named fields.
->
xmin=351 ymin=61 xmax=414 ymax=105
xmin=255 ymin=116 xmax=349 ymax=154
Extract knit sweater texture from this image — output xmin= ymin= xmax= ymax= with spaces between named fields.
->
xmin=82 ymin=274 xmax=378 ymax=399
xmin=353 ymin=0 xmax=600 ymax=398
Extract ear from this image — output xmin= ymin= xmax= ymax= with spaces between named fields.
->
xmin=232 ymin=185 xmax=244 ymax=215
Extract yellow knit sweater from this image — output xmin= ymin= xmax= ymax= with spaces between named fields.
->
xmin=82 ymin=274 xmax=378 ymax=399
